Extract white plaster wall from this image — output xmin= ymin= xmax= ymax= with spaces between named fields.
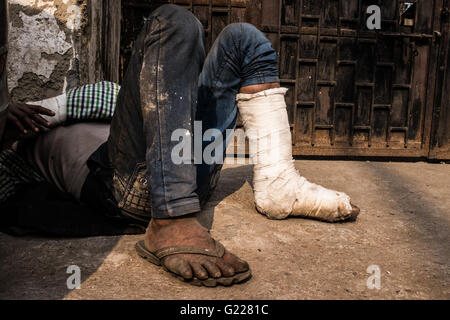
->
xmin=7 ymin=0 xmax=84 ymax=100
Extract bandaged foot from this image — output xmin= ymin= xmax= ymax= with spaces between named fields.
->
xmin=236 ymin=88 xmax=360 ymax=222
xmin=28 ymin=93 xmax=67 ymax=127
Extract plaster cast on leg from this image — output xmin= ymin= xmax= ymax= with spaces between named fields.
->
xmin=28 ymin=93 xmax=67 ymax=127
xmin=236 ymin=88 xmax=358 ymax=221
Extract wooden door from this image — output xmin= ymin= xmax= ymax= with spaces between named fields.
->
xmin=120 ymin=0 xmax=447 ymax=159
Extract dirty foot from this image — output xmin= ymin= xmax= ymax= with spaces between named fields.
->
xmin=136 ymin=216 xmax=251 ymax=287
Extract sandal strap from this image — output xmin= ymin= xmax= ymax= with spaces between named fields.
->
xmin=155 ymin=240 xmax=225 ymax=260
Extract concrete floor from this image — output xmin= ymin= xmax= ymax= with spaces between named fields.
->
xmin=0 ymin=160 xmax=449 ymax=300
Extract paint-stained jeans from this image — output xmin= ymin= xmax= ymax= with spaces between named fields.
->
xmin=87 ymin=4 xmax=279 ymax=221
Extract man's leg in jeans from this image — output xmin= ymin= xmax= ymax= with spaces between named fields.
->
xmin=143 ymin=19 xmax=283 ymax=283
xmin=106 ymin=5 xmax=253 ymax=284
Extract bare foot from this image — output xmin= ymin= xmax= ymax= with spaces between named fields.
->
xmin=142 ymin=216 xmax=250 ymax=286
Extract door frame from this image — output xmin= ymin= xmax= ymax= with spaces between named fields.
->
xmin=429 ymin=0 xmax=450 ymax=159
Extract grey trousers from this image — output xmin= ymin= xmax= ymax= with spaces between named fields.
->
xmin=21 ymin=123 xmax=110 ymax=200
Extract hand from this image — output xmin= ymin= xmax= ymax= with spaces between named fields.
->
xmin=6 ymin=103 xmax=55 ymax=134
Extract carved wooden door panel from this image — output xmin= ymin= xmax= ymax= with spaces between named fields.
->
xmin=259 ymin=0 xmax=442 ymax=157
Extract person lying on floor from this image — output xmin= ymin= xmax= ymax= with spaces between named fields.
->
xmin=0 ymin=4 xmax=359 ymax=287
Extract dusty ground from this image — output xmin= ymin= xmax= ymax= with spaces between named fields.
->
xmin=0 ymin=160 xmax=449 ymax=300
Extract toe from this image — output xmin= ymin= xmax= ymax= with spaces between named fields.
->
xmin=163 ymin=256 xmax=193 ymax=280
xmin=190 ymin=262 xmax=209 ymax=280
xmin=216 ymin=259 xmax=235 ymax=277
xmin=202 ymin=260 xmax=222 ymax=278
xmin=223 ymin=251 xmax=250 ymax=273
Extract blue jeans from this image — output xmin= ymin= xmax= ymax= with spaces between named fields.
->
xmin=87 ymin=4 xmax=279 ymax=221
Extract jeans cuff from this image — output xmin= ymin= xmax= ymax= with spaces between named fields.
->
xmin=152 ymin=199 xmax=201 ymax=218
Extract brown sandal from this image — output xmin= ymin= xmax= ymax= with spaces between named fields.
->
xmin=135 ymin=239 xmax=252 ymax=287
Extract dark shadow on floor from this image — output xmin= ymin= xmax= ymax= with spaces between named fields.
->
xmin=0 ymin=180 xmax=146 ymax=299
xmin=0 ymin=233 xmax=122 ymax=300
xmin=0 ymin=165 xmax=253 ymax=300
xmin=196 ymin=164 xmax=253 ymax=230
